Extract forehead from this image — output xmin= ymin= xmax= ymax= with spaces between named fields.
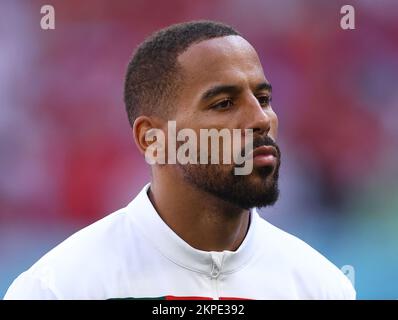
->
xmin=177 ymin=35 xmax=266 ymax=87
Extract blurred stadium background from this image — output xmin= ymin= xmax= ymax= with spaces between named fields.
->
xmin=1 ymin=0 xmax=397 ymax=299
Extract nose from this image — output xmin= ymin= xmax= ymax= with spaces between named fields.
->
xmin=244 ymin=95 xmax=272 ymax=136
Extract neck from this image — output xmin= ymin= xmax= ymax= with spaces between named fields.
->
xmin=148 ymin=171 xmax=250 ymax=252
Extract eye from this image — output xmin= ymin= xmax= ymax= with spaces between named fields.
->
xmin=257 ymin=95 xmax=272 ymax=107
xmin=211 ymin=99 xmax=233 ymax=110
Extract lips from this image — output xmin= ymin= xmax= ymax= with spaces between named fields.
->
xmin=251 ymin=145 xmax=278 ymax=167
xmin=253 ymin=145 xmax=277 ymax=158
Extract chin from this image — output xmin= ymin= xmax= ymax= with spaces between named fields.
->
xmin=248 ymin=168 xmax=276 ymax=186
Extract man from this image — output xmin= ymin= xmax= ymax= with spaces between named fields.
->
xmin=4 ymin=21 xmax=355 ymax=299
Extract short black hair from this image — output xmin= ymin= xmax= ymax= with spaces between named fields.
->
xmin=124 ymin=20 xmax=240 ymax=127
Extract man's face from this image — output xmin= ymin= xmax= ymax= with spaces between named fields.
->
xmin=167 ymin=35 xmax=280 ymax=209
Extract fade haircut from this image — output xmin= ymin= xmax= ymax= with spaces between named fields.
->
xmin=124 ymin=20 xmax=240 ymax=127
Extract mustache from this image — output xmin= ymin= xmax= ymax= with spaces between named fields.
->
xmin=240 ymin=135 xmax=281 ymax=158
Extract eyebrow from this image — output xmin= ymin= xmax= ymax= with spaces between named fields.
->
xmin=201 ymin=82 xmax=272 ymax=101
xmin=256 ymin=82 xmax=272 ymax=92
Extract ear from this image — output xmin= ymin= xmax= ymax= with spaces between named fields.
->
xmin=132 ymin=116 xmax=158 ymax=155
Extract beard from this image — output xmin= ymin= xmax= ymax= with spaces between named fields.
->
xmin=178 ymin=135 xmax=281 ymax=210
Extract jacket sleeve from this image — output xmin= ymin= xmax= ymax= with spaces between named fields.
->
xmin=3 ymin=272 xmax=59 ymax=300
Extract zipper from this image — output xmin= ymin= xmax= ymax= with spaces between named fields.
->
xmin=210 ymin=253 xmax=222 ymax=300
xmin=210 ymin=263 xmax=220 ymax=300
